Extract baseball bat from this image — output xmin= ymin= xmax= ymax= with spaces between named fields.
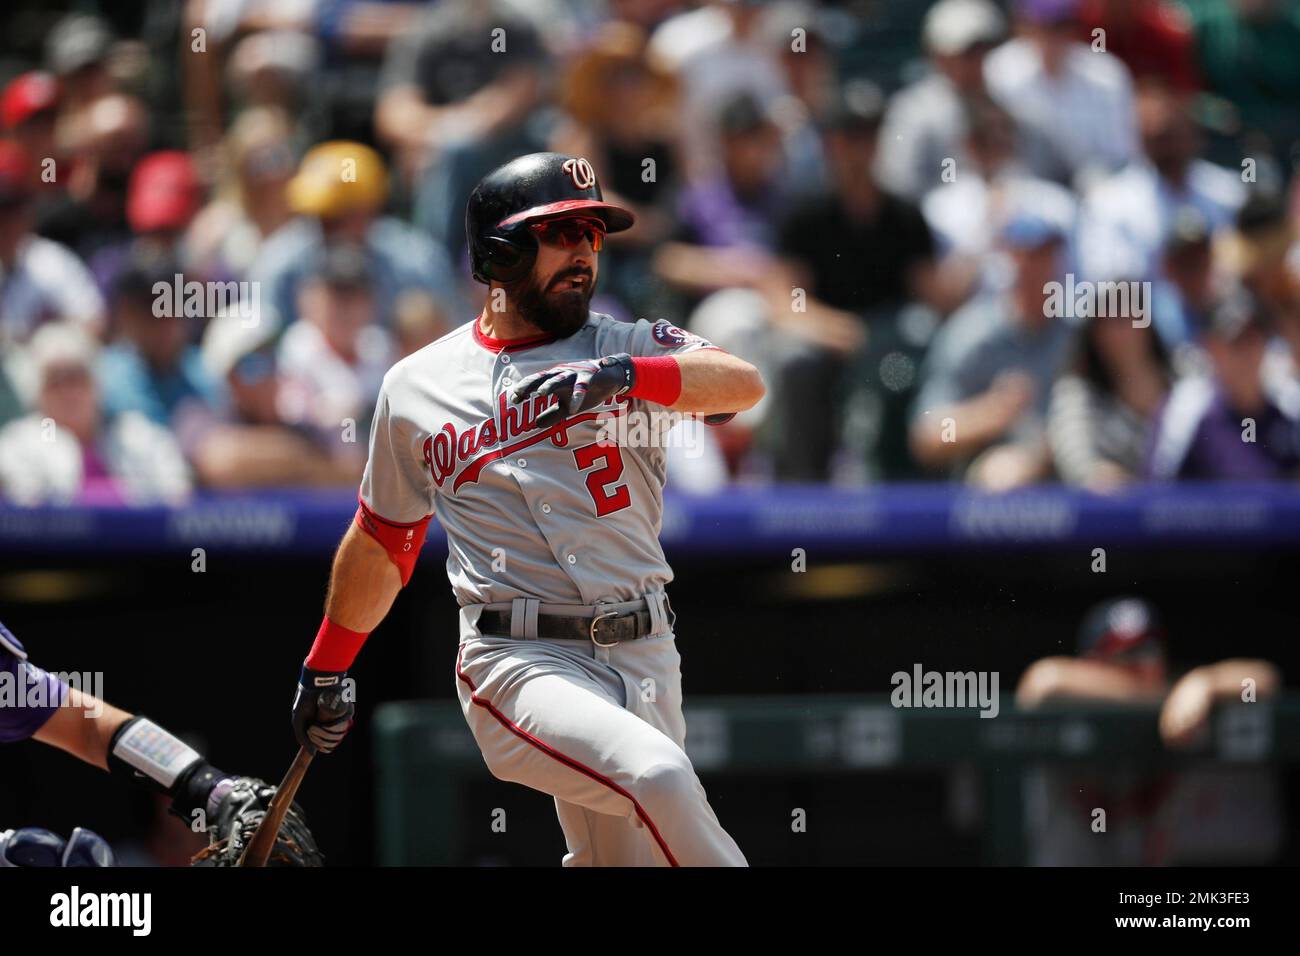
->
xmin=237 ymin=746 xmax=314 ymax=868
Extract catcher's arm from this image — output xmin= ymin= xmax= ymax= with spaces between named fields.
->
xmin=31 ymin=692 xmax=132 ymax=770
xmin=6 ymin=620 xmax=323 ymax=866
xmin=40 ymin=707 xmax=325 ymax=867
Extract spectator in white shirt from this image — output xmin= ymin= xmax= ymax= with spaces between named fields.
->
xmin=651 ymin=0 xmax=789 ymax=180
xmin=0 ymin=323 xmax=190 ymax=506
xmin=276 ymin=243 xmax=391 ymax=463
xmin=876 ymin=0 xmax=1008 ymax=201
xmin=922 ymin=95 xmax=1078 ymax=301
xmin=0 ymin=141 xmax=105 ymax=349
xmin=1078 ymin=81 xmax=1244 ymax=289
xmin=985 ymin=0 xmax=1138 ymax=188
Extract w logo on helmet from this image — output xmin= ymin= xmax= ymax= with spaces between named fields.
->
xmin=562 ymin=157 xmax=597 ymax=190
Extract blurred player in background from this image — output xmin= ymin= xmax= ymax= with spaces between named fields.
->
xmin=1016 ymin=597 xmax=1283 ymax=865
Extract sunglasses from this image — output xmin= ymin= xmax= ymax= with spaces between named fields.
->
xmin=529 ymin=217 xmax=606 ymax=251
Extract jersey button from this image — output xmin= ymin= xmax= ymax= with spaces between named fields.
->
xmin=517 ymin=458 xmax=527 ymax=468
xmin=541 ymin=503 xmax=552 ymax=514
xmin=500 ymin=354 xmax=511 ymax=364
xmin=566 ymin=554 xmax=577 ymax=565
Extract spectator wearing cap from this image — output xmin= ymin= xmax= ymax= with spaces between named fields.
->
xmin=1218 ymin=193 xmax=1297 ymax=324
xmin=875 ymin=0 xmax=1008 ymax=202
xmin=179 ymin=0 xmax=322 ymax=158
xmin=44 ymin=13 xmax=116 ymax=113
xmin=910 ymin=211 xmax=1076 ymax=489
xmin=225 ymin=30 xmax=321 ymax=116
xmin=1021 ymin=598 xmax=1171 ymax=706
xmin=1075 ymin=0 xmax=1199 ymax=93
xmin=774 ymin=83 xmax=956 ymax=335
xmin=98 ymin=254 xmax=217 ymax=429
xmin=921 ymin=95 xmax=1078 ymax=304
xmin=760 ymin=1 xmax=839 ymax=188
xmin=36 ymin=93 xmax=150 ymax=260
xmin=186 ymin=108 xmax=298 ymax=284
xmin=664 ymin=84 xmax=928 ymax=372
xmin=276 ymin=242 xmax=392 ymax=462
xmin=375 ymin=0 xmax=551 ymax=252
xmin=177 ymin=309 xmax=363 ymax=488
xmin=251 ymin=140 xmax=462 ymax=332
xmin=1148 ymin=288 xmax=1300 ymax=480
xmin=88 ymin=150 xmax=205 ymax=302
xmin=649 ymin=0 xmax=790 ymax=182
xmin=756 ymin=82 xmax=969 ymax=480
xmin=655 ymin=92 xmax=792 ymax=304
xmin=0 ymin=142 xmax=105 ymax=348
xmin=1150 ymin=206 xmax=1223 ymax=359
xmin=553 ymin=23 xmax=683 ymax=245
xmin=2 ymin=72 xmax=62 ymax=178
xmin=1078 ymin=82 xmax=1243 ymax=290
xmin=1048 ymin=297 xmax=1172 ymax=491
xmin=985 ymin=0 xmax=1138 ymax=188
xmin=551 ymin=22 xmax=686 ymax=317
xmin=125 ymin=152 xmax=204 ymax=242
xmin=1018 ymin=597 xmax=1283 ymax=866
xmin=0 ymin=323 xmax=190 ymax=506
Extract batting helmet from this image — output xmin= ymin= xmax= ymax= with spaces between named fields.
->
xmin=465 ymin=152 xmax=635 ymax=284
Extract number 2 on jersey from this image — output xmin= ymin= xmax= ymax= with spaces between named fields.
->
xmin=573 ymin=442 xmax=631 ymax=517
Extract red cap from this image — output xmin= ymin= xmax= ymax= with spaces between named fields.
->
xmin=2 ymin=72 xmax=60 ymax=130
xmin=127 ymin=151 xmax=201 ymax=233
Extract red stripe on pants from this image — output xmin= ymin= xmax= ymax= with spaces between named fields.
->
xmin=455 ymin=646 xmax=680 ymax=867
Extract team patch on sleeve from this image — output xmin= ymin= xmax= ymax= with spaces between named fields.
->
xmin=651 ymin=320 xmax=702 ymax=349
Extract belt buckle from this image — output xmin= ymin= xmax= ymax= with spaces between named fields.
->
xmin=590 ymin=611 xmax=620 ymax=647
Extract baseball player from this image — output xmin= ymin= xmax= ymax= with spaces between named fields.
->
xmin=0 ymin=618 xmax=320 ymax=866
xmin=290 ymin=152 xmax=764 ymax=866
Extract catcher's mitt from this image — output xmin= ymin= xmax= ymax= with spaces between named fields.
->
xmin=191 ymin=776 xmax=324 ymax=867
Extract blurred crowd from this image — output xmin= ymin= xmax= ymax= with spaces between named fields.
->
xmin=1 ymin=0 xmax=1300 ymax=504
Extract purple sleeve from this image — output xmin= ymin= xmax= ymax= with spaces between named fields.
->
xmin=0 ymin=646 xmax=68 ymax=744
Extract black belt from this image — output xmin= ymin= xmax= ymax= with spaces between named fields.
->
xmin=479 ymin=602 xmax=668 ymax=646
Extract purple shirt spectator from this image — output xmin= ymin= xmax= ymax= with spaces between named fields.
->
xmin=1147 ymin=378 xmax=1300 ymax=480
xmin=674 ymin=175 xmax=783 ymax=251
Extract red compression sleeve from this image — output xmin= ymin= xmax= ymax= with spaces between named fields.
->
xmin=305 ymin=617 xmax=369 ymax=671
xmin=354 ymin=501 xmax=430 ymax=586
xmin=627 ymin=355 xmax=682 ymax=406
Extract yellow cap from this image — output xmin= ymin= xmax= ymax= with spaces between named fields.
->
xmin=286 ymin=141 xmax=389 ymax=217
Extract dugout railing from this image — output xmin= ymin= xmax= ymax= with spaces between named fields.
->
xmin=372 ymin=695 xmax=1300 ymax=865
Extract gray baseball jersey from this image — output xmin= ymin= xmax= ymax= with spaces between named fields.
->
xmin=360 ymin=311 xmax=715 ymax=606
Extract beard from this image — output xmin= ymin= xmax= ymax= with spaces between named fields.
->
xmin=510 ymin=264 xmax=596 ymax=337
